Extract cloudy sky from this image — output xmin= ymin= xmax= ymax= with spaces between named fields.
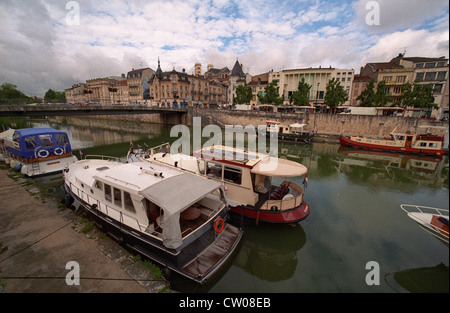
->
xmin=0 ymin=0 xmax=448 ymax=96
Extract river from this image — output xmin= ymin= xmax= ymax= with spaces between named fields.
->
xmin=9 ymin=117 xmax=449 ymax=292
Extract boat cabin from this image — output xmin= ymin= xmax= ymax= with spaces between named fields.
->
xmin=6 ymin=128 xmax=72 ymax=161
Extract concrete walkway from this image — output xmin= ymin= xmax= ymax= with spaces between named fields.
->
xmin=0 ymin=168 xmax=169 ymax=293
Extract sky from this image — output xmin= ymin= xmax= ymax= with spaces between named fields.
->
xmin=0 ymin=0 xmax=448 ymax=96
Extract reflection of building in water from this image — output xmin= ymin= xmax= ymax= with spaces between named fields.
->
xmin=233 ymin=224 xmax=306 ymax=282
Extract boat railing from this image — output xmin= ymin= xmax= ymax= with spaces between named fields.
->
xmin=260 ymin=181 xmax=304 ymax=211
xmin=148 ymin=142 xmax=170 ymax=157
xmin=401 ymin=204 xmax=449 ymax=236
xmin=84 ymin=154 xmax=126 ymax=162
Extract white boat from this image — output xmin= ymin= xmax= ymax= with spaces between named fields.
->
xmin=261 ymin=121 xmax=312 ymax=143
xmin=401 ymin=204 xmax=449 ymax=246
xmin=63 ymin=156 xmax=243 ymax=284
xmin=131 ymin=143 xmax=310 ymax=224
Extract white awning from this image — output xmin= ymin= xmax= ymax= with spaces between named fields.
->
xmin=140 ymin=173 xmax=223 ymax=249
xmin=251 ymin=157 xmax=308 ymax=177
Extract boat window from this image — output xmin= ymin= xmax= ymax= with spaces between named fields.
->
xmin=428 ymin=142 xmax=438 ymax=148
xmin=113 ymin=187 xmax=122 ymax=207
xmin=206 ymin=162 xmax=222 ymax=180
xmin=13 ymin=132 xmax=20 ymax=142
xmin=24 ymin=136 xmax=36 ymax=150
xmin=38 ymin=134 xmax=53 ymax=147
xmin=55 ymin=133 xmax=69 ymax=146
xmin=198 ymin=159 xmax=205 ymax=175
xmin=224 ymin=166 xmax=242 ymax=185
xmin=124 ymin=191 xmax=136 ymax=213
xmin=104 ymin=184 xmax=112 ymax=202
xmin=418 ymin=142 xmax=427 ymax=147
xmin=94 ymin=180 xmax=103 ymax=191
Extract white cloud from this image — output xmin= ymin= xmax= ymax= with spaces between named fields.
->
xmin=0 ymin=0 xmax=448 ymax=96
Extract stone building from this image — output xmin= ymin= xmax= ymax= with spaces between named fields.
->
xmin=148 ymin=60 xmax=190 ymax=107
xmin=127 ymin=67 xmax=155 ymax=104
xmin=350 ymin=75 xmax=372 ymax=106
xmin=270 ymin=67 xmax=354 ymax=106
xmin=65 ymin=83 xmax=88 ymax=104
xmin=86 ymin=77 xmax=121 ymax=105
xmin=228 ymin=60 xmax=251 ymax=105
xmin=248 ymin=72 xmax=269 ymax=106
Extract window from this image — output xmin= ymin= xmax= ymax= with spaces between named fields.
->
xmin=55 ymin=133 xmax=69 ymax=146
xmin=24 ymin=136 xmax=36 ymax=149
xmin=113 ymin=187 xmax=122 ymax=207
xmin=437 ymin=61 xmax=446 ymax=67
xmin=425 ymin=72 xmax=436 ymax=81
xmin=418 ymin=142 xmax=427 ymax=147
xmin=206 ymin=162 xmax=222 ymax=180
xmin=415 ymin=63 xmax=424 ymax=69
xmin=396 ymin=76 xmax=406 ymax=83
xmin=94 ymin=180 xmax=103 ymax=191
xmin=434 ymin=84 xmax=443 ymax=94
xmin=425 ymin=63 xmax=436 ymax=68
xmin=437 ymin=71 xmax=447 ymax=81
xmin=382 ymin=76 xmax=392 ymax=83
xmin=224 ymin=166 xmax=242 ymax=185
xmin=415 ymin=73 xmax=424 ymax=81
xmin=124 ymin=192 xmax=135 ymax=213
xmin=429 ymin=142 xmax=438 ymax=148
xmin=105 ymin=184 xmax=112 ymax=202
xmin=38 ymin=134 xmax=53 ymax=147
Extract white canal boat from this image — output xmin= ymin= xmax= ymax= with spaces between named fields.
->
xmin=63 ymin=157 xmax=243 ymax=284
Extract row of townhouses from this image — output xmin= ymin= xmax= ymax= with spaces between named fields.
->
xmin=65 ymin=54 xmax=449 ymax=118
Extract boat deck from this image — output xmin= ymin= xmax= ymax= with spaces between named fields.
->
xmin=181 ymin=224 xmax=241 ymax=280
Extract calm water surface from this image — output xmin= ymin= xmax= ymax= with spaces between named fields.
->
xmin=21 ymin=118 xmax=450 ymax=292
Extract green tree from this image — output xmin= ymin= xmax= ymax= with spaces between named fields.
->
xmin=44 ymin=89 xmax=66 ymax=103
xmin=258 ymin=80 xmax=284 ymax=105
xmin=0 ymin=82 xmax=33 ymax=104
xmin=290 ymin=77 xmax=311 ymax=106
xmin=357 ymin=80 xmax=390 ymax=107
xmin=401 ymin=80 xmax=438 ymax=116
xmin=233 ymin=82 xmax=253 ymax=105
xmin=324 ymin=78 xmax=348 ymax=112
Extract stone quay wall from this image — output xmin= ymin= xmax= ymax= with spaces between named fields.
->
xmin=188 ymin=108 xmax=448 ymax=139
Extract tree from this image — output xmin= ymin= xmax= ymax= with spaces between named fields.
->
xmin=357 ymin=80 xmax=390 ymax=107
xmin=0 ymin=82 xmax=33 ymax=104
xmin=233 ymin=82 xmax=253 ymax=105
xmin=290 ymin=78 xmax=311 ymax=106
xmin=258 ymin=80 xmax=284 ymax=106
xmin=401 ymin=80 xmax=438 ymax=116
xmin=44 ymin=89 xmax=66 ymax=103
xmin=324 ymin=78 xmax=348 ymax=112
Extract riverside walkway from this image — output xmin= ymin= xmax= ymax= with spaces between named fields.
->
xmin=0 ymin=168 xmax=169 ymax=293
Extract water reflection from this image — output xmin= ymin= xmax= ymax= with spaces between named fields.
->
xmin=234 ymin=223 xmax=306 ymax=282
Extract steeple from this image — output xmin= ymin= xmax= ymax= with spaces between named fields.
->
xmin=155 ymin=57 xmax=162 ymax=79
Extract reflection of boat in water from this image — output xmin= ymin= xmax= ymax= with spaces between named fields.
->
xmin=234 ymin=223 xmax=307 ymax=282
xmin=337 ymin=146 xmax=442 ymax=174
xmin=63 ymin=157 xmax=243 ymax=284
xmin=401 ymin=204 xmax=449 ymax=247
xmin=339 ymin=126 xmax=445 ymax=157
xmin=385 ymin=263 xmax=449 ymax=293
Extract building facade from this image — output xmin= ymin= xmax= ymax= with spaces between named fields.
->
xmin=270 ymin=67 xmax=354 ymax=106
xmin=127 ymin=67 xmax=155 ymax=104
xmin=65 ymin=83 xmax=88 ymax=104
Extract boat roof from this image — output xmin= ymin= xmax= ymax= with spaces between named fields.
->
xmin=194 ymin=145 xmax=308 ymax=177
xmin=84 ymin=160 xmax=223 ymax=213
xmin=15 ymin=128 xmax=67 ymax=136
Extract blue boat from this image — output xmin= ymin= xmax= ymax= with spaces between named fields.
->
xmin=5 ymin=128 xmax=77 ymax=177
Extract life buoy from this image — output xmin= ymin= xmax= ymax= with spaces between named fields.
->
xmin=37 ymin=149 xmax=49 ymax=158
xmin=214 ymin=217 xmax=224 ymax=234
xmin=54 ymin=147 xmax=64 ymax=156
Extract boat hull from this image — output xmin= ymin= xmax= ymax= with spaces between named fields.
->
xmin=64 ymin=184 xmax=243 ymax=284
xmin=339 ymin=135 xmax=444 ymax=157
xmin=230 ymin=201 xmax=310 ymax=224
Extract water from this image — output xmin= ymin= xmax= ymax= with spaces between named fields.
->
xmin=12 ymin=118 xmax=450 ymax=292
